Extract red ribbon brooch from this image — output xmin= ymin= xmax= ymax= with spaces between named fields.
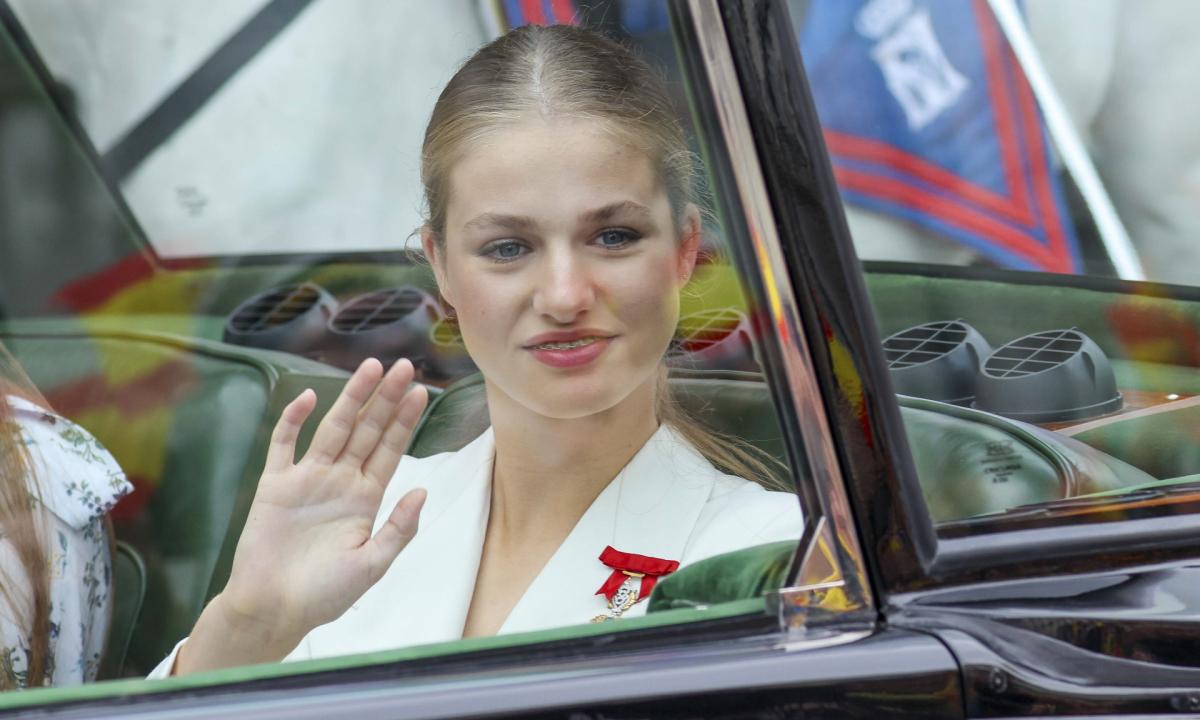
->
xmin=591 ymin=546 xmax=680 ymax=622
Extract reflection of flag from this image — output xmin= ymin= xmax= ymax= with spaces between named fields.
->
xmin=501 ymin=0 xmax=577 ymax=27
xmin=47 ymin=251 xmax=210 ymax=521
xmin=800 ymin=0 xmax=1081 ymax=273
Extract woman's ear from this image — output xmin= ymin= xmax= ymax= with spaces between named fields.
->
xmin=421 ymin=226 xmax=456 ymax=308
xmin=676 ymin=204 xmax=702 ymax=285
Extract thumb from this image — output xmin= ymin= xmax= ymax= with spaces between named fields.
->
xmin=364 ymin=488 xmax=426 ymax=583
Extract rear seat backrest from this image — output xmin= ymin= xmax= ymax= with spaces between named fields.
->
xmin=408 ymin=370 xmax=795 ymax=489
xmin=409 ymin=374 xmax=1158 ymax=523
xmin=1 ymin=328 xmax=349 ymax=675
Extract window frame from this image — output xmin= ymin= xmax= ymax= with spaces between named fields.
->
xmin=0 ymin=1 xmax=892 ymax=715
xmin=735 ymin=0 xmax=1200 ymax=598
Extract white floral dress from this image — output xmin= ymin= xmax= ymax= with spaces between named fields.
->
xmin=1 ymin=396 xmax=131 ymax=688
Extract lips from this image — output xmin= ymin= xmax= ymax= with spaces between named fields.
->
xmin=523 ymin=329 xmax=616 ymax=369
xmin=522 ymin=329 xmax=616 ymax=349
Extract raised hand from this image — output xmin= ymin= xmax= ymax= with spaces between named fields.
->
xmin=177 ymin=358 xmax=429 ymax=674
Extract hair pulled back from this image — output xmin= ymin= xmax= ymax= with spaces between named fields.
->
xmin=421 ymin=24 xmax=693 ymax=240
xmin=420 ymin=24 xmax=786 ymax=490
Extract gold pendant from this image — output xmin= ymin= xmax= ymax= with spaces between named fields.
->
xmin=591 ymin=575 xmax=641 ymax=623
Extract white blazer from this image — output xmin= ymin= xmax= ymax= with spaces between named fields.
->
xmin=150 ymin=425 xmax=803 ymax=675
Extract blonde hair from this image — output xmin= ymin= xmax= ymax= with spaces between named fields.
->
xmin=0 ymin=385 xmax=51 ymax=689
xmin=421 ymin=25 xmax=788 ymax=490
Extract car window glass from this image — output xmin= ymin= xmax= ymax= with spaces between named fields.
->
xmin=0 ymin=0 xmax=815 ymax=698
xmin=790 ymin=0 xmax=1200 ymax=537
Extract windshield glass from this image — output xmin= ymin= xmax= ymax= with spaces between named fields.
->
xmin=8 ymin=1 xmax=495 ymax=260
xmin=791 ymin=0 xmax=1200 ymax=536
xmin=0 ymin=0 xmax=815 ymax=699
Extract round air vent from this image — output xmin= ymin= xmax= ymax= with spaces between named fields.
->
xmin=223 ymin=283 xmax=336 ymax=354
xmin=667 ymin=308 xmax=759 ymax=373
xmin=974 ymin=328 xmax=1122 ymax=423
xmin=330 ymin=288 xmax=430 ymax=333
xmin=882 ymin=320 xmax=991 ymax=405
xmin=325 ymin=287 xmax=441 ymax=372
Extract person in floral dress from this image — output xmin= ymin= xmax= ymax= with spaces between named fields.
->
xmin=1 ymin=390 xmax=131 ymax=689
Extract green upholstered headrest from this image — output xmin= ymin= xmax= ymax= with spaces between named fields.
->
xmin=647 ymin=540 xmax=797 ymax=612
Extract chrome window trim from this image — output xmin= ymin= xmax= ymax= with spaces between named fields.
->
xmin=687 ymin=0 xmax=874 ymax=630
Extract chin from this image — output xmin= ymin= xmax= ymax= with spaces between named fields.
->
xmin=519 ymin=378 xmax=628 ymax=420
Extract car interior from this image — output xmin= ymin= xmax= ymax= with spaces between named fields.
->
xmin=3 ymin=0 xmax=1200 ymax=691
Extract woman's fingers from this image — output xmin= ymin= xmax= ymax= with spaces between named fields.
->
xmin=264 ymin=389 xmax=317 ymax=473
xmin=364 ymin=488 xmax=426 ymax=583
xmin=306 ymin=359 xmax=384 ymax=463
xmin=362 ymin=383 xmax=428 ymax=486
xmin=339 ymin=359 xmax=415 ymax=466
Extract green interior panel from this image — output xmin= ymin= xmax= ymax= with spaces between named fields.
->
xmin=897 ymin=397 xmax=1151 ymax=521
xmin=1069 ymin=473 xmax=1200 ymax=499
xmin=1070 ymin=404 xmax=1200 ymax=480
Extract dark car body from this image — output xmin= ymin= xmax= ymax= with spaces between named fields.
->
xmin=2 ymin=0 xmax=1199 ymax=717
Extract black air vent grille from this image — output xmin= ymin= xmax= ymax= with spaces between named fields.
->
xmin=331 ymin=288 xmax=425 ymax=332
xmin=883 ymin=320 xmax=969 ymax=369
xmin=983 ymin=329 xmax=1085 ymax=378
xmin=228 ymin=284 xmax=322 ymax=333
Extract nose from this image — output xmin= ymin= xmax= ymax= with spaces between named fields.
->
xmin=532 ymin=247 xmax=595 ymax=323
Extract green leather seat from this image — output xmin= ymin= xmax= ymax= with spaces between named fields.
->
xmin=409 ymin=373 xmax=1156 ymax=521
xmin=0 ymin=323 xmax=1161 ymax=672
xmin=407 ymin=374 xmax=1160 ymax=611
xmin=408 ymin=370 xmax=793 ymax=489
xmin=0 ymin=324 xmax=351 ymax=675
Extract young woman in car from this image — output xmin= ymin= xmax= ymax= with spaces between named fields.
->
xmin=157 ymin=24 xmax=804 ymax=676
xmin=0 ymin=347 xmax=132 ymax=688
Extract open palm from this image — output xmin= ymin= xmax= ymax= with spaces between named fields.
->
xmin=221 ymin=358 xmax=429 ymax=640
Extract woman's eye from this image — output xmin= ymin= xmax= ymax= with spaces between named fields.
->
xmin=484 ymin=240 xmax=528 ymax=262
xmin=595 ymin=229 xmax=639 ymax=249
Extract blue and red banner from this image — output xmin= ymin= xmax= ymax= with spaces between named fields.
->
xmin=800 ymin=0 xmax=1081 ymax=272
xmin=501 ymin=0 xmax=578 ymax=27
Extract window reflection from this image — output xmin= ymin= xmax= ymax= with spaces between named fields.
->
xmin=0 ymin=1 xmax=806 ymax=688
xmin=792 ymin=0 xmax=1200 ymax=532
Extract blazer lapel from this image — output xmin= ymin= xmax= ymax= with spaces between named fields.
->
xmin=499 ymin=426 xmax=716 ymax=634
xmin=304 ymin=429 xmax=496 ymax=656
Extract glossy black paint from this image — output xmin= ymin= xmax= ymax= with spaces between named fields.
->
xmin=712 ymin=0 xmax=936 ymax=597
xmin=891 ymin=562 xmax=1200 ymax=715
xmin=8 ymin=630 xmax=962 ymax=720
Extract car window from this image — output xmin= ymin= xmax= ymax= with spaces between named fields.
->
xmin=791 ymin=0 xmax=1200 ymax=537
xmin=0 ymin=0 xmax=826 ymax=702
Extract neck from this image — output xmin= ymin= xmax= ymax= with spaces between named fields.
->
xmin=485 ymin=376 xmax=660 ymax=546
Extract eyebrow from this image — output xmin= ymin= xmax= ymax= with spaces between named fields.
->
xmin=461 ymin=201 xmax=655 ymax=234
xmin=581 ymin=201 xmax=654 ymax=225
xmin=462 ymin=213 xmax=538 ymax=234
